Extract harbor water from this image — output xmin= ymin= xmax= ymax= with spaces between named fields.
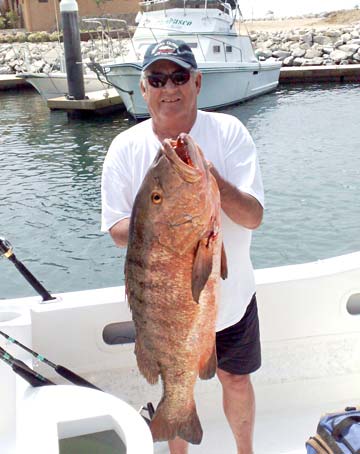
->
xmin=1 ymin=83 xmax=359 ymax=299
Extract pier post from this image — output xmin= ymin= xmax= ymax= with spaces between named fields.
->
xmin=60 ymin=0 xmax=85 ymax=101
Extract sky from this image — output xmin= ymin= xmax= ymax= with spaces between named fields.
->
xmin=239 ymin=0 xmax=359 ymax=19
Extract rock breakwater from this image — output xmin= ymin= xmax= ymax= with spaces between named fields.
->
xmin=250 ymin=23 xmax=360 ymax=66
xmin=0 ymin=39 xmax=129 ymax=74
xmin=0 ymin=23 xmax=360 ymax=74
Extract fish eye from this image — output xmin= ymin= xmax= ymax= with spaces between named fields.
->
xmin=151 ymin=192 xmax=162 ymax=204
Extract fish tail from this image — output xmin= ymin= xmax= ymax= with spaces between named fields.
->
xmin=199 ymin=343 xmax=217 ymax=380
xmin=150 ymin=399 xmax=203 ymax=445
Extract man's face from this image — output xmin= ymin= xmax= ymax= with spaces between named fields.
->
xmin=140 ymin=60 xmax=202 ymax=126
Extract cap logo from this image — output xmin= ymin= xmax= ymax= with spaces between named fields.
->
xmin=151 ymin=41 xmax=179 ymax=57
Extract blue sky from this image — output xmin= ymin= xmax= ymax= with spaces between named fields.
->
xmin=239 ymin=0 xmax=359 ymax=19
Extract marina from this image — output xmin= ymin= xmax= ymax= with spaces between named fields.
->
xmin=2 ymin=63 xmax=360 ymax=115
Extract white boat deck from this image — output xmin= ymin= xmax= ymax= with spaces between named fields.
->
xmin=1 ymin=252 xmax=360 ymax=453
xmin=150 ymin=370 xmax=360 ymax=453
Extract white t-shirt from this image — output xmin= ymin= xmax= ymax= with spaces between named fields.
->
xmin=101 ymin=110 xmax=264 ymax=331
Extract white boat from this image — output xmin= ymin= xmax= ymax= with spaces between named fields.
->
xmin=1 ymin=250 xmax=359 ymax=453
xmin=20 ymin=72 xmax=109 ymax=101
xmin=101 ymin=0 xmax=282 ymax=119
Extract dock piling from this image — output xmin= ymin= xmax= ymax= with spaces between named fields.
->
xmin=60 ymin=0 xmax=85 ymax=102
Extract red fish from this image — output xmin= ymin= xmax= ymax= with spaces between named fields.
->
xmin=125 ymin=133 xmax=227 ymax=444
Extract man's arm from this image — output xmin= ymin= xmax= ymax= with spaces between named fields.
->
xmin=109 ymin=218 xmax=130 ymax=247
xmin=210 ymin=165 xmax=263 ymax=230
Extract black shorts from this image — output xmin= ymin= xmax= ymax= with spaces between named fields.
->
xmin=216 ymin=294 xmax=261 ymax=375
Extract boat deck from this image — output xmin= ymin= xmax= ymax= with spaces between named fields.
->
xmin=153 ymin=374 xmax=359 ymax=453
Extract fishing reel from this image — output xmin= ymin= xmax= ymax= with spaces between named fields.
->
xmin=0 ymin=237 xmax=13 ymax=258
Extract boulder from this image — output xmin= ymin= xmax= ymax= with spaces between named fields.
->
xmin=330 ymin=49 xmax=348 ymax=62
xmin=300 ymin=32 xmax=313 ymax=45
xmin=283 ymin=56 xmax=295 ymax=66
xmin=293 ymin=57 xmax=306 ymax=66
xmin=324 ymin=30 xmax=341 ymax=38
xmin=322 ymin=46 xmax=334 ymax=55
xmin=255 ymin=48 xmax=273 ymax=59
xmin=334 ymin=39 xmax=344 ymax=48
xmin=292 ymin=48 xmax=306 ymax=57
xmin=305 ymin=48 xmax=322 ymax=58
xmin=338 ymin=44 xmax=360 ymax=54
xmin=272 ymin=50 xmax=291 ymax=59
xmin=313 ymin=35 xmax=332 ymax=45
xmin=4 ymin=48 xmax=16 ymax=62
xmin=341 ymin=33 xmax=352 ymax=42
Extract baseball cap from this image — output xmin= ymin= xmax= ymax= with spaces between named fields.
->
xmin=142 ymin=39 xmax=198 ymax=71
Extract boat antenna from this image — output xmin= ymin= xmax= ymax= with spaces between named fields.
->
xmin=0 ymin=237 xmax=55 ymax=302
xmin=235 ymin=0 xmax=250 ymax=37
xmin=0 ymin=330 xmax=102 ymax=391
xmin=0 ymin=345 xmax=54 ymax=387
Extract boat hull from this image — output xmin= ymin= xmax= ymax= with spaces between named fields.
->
xmin=21 ymin=73 xmax=107 ymax=100
xmin=103 ymin=61 xmax=281 ymax=119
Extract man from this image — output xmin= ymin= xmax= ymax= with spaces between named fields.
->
xmin=101 ymin=39 xmax=264 ymax=454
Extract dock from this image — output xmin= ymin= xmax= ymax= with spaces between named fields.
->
xmin=280 ymin=64 xmax=360 ymax=83
xmin=0 ymin=75 xmax=31 ymax=90
xmin=47 ymin=88 xmax=124 ymax=115
xmin=1 ymin=65 xmax=360 ymax=116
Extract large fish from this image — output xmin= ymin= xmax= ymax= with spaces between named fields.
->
xmin=125 ymin=133 xmax=227 ymax=444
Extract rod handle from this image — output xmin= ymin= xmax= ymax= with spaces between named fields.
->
xmin=55 ymin=365 xmax=102 ymax=391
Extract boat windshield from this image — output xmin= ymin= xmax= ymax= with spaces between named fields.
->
xmin=139 ymin=0 xmax=237 ymax=13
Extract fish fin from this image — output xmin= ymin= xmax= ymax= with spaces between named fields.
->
xmin=221 ymin=241 xmax=228 ymax=280
xmin=177 ymin=405 xmax=203 ymax=445
xmin=150 ymin=399 xmax=203 ymax=445
xmin=199 ymin=344 xmax=217 ymax=380
xmin=135 ymin=339 xmax=160 ymax=385
xmin=192 ymin=239 xmax=213 ymax=303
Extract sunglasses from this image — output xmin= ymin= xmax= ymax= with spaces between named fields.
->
xmin=146 ymin=70 xmax=191 ymax=88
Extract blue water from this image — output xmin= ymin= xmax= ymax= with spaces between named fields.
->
xmin=1 ymin=83 xmax=359 ymax=299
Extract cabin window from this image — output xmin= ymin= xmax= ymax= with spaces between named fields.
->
xmin=188 ymin=43 xmax=198 ymax=49
xmin=38 ymin=0 xmax=48 ymax=2
xmin=213 ymin=45 xmax=221 ymax=53
xmin=226 ymin=45 xmax=232 ymax=52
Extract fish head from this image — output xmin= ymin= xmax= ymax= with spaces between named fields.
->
xmin=130 ymin=134 xmax=219 ymax=255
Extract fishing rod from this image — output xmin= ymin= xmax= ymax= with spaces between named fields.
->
xmin=0 ymin=330 xmax=101 ymax=391
xmin=1 ymin=334 xmax=156 ymax=423
xmin=1 ymin=335 xmax=155 ymax=423
xmin=0 ymin=345 xmax=54 ymax=387
xmin=0 ymin=237 xmax=55 ymax=302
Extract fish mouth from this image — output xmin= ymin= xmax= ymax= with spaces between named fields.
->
xmin=162 ymin=133 xmax=206 ymax=183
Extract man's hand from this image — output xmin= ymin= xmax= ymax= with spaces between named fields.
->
xmin=110 ymin=218 xmax=130 ymax=247
xmin=208 ymin=162 xmax=263 ymax=230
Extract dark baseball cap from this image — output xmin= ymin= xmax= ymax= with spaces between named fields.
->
xmin=142 ymin=39 xmax=198 ymax=71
